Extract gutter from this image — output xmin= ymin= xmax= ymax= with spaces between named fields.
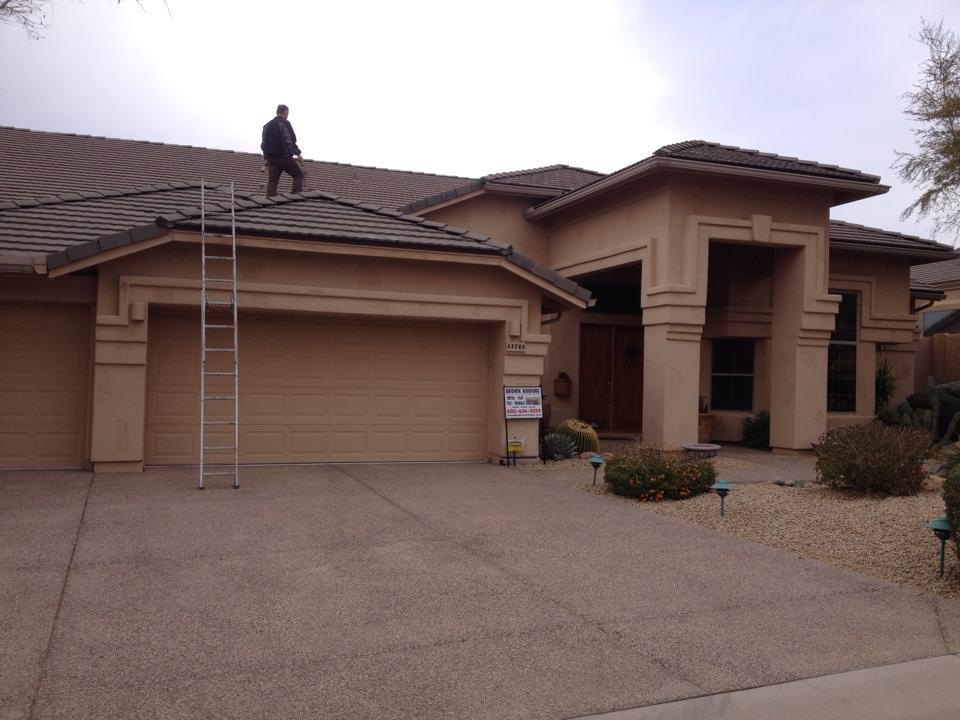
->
xmin=0 ymin=253 xmax=46 ymax=274
xmin=830 ymin=241 xmax=959 ymax=263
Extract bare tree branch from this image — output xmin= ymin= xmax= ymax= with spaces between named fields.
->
xmin=893 ymin=19 xmax=960 ymax=244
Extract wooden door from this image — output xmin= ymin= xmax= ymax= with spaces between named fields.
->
xmin=578 ymin=323 xmax=643 ymax=432
xmin=612 ymin=325 xmax=644 ymax=430
xmin=578 ymin=324 xmax=613 ymax=429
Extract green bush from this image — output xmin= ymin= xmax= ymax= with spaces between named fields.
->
xmin=875 ymin=405 xmax=902 ymax=426
xmin=742 ymin=411 xmax=770 ymax=450
xmin=540 ymin=432 xmax=578 ymax=461
xmin=875 ymin=358 xmax=898 ymax=412
xmin=902 ymin=378 xmax=960 ymax=445
xmin=814 ymin=423 xmax=931 ymax=495
xmin=605 ymin=446 xmax=717 ymax=501
xmin=945 ymin=466 xmax=960 ymax=563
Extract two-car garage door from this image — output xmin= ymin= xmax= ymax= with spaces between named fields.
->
xmin=145 ymin=312 xmax=490 ymax=465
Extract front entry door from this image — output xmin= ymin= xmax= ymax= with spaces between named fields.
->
xmin=578 ymin=324 xmax=643 ymax=432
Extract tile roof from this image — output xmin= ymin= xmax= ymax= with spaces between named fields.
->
xmin=829 ymin=220 xmax=957 ymax=260
xmin=484 ymin=164 xmax=606 ymax=191
xmin=654 ymin=141 xmax=881 ymax=184
xmin=0 ymin=183 xmax=589 ymax=301
xmin=396 ymin=164 xmax=605 ymax=215
xmin=911 ymin=256 xmax=960 ymax=287
xmin=0 ymin=126 xmax=472 ymax=209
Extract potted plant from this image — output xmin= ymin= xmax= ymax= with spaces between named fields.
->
xmin=554 ymin=372 xmax=572 ymax=398
xmin=698 ymin=396 xmax=713 ymax=443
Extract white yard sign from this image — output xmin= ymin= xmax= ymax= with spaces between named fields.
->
xmin=503 ymin=386 xmax=543 ymax=419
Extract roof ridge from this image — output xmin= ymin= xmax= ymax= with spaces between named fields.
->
xmin=0 ymin=181 xmax=202 ymax=211
xmin=0 ymin=125 xmax=478 ymax=183
xmin=156 ymin=189 xmax=506 ymax=250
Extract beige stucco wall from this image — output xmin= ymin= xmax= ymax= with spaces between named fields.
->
xmin=84 ymin=236 xmax=564 ymax=471
xmin=423 ymin=194 xmax=552 ymax=265
xmin=539 ymin=171 xmax=841 ymax=449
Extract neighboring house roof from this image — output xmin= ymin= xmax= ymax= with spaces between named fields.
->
xmin=911 ymin=256 xmax=960 ymax=287
xmin=829 ymin=220 xmax=957 ymax=261
xmin=925 ymin=309 xmax=960 ymax=334
xmin=397 ymin=164 xmax=604 ymax=214
xmin=653 ymin=141 xmax=881 ymax=184
xmin=0 ymin=126 xmax=471 ymax=208
xmin=0 ymin=182 xmax=589 ymax=302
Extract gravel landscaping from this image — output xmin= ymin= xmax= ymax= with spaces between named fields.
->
xmin=526 ymin=445 xmax=960 ymax=600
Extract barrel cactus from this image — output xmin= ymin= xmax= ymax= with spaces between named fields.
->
xmin=556 ymin=419 xmax=600 ymax=454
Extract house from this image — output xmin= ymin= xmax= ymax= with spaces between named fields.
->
xmin=912 ymin=257 xmax=960 ymax=335
xmin=0 ymin=126 xmax=956 ymax=471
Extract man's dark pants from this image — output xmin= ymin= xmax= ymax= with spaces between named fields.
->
xmin=266 ymin=158 xmax=305 ymax=196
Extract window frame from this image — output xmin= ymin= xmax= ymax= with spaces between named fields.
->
xmin=710 ymin=337 xmax=756 ymax=412
xmin=827 ymin=290 xmax=859 ymax=414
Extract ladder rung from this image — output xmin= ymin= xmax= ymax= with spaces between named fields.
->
xmin=205 ymin=324 xmax=235 ymax=329
xmin=204 ymin=371 xmax=237 ymax=376
xmin=203 ymin=394 xmax=236 ymax=399
xmin=205 ymin=255 xmax=234 ymax=260
xmin=204 ymin=278 xmax=234 ymax=283
xmin=205 ymin=301 xmax=234 ymax=306
xmin=204 ymin=445 xmax=237 ymax=451
xmin=204 ymin=420 xmax=237 ymax=425
xmin=202 ymin=471 xmax=236 ymax=476
xmin=205 ymin=348 xmax=235 ymax=352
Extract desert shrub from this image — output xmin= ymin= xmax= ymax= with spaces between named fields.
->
xmin=556 ymin=418 xmax=600 ymax=453
xmin=605 ymin=446 xmax=717 ymax=501
xmin=540 ymin=432 xmax=578 ymax=461
xmin=944 ymin=466 xmax=960 ymax=563
xmin=875 ymin=359 xmax=898 ymax=412
xmin=814 ymin=422 xmax=931 ymax=495
xmin=902 ymin=378 xmax=960 ymax=445
xmin=741 ymin=411 xmax=770 ymax=450
xmin=875 ymin=405 xmax=902 ymax=426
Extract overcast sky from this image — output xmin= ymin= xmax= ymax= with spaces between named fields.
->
xmin=2 ymin=0 xmax=959 ymax=243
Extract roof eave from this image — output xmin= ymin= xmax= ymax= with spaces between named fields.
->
xmin=525 ymin=157 xmax=888 ymax=220
xmin=829 ymin=241 xmax=959 ymax=263
xmin=0 ymin=253 xmax=46 ymax=274
xmin=910 ymin=286 xmax=947 ymax=301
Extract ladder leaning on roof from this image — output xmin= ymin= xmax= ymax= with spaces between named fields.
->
xmin=198 ymin=179 xmax=240 ymax=490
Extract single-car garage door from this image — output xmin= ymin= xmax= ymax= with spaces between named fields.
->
xmin=0 ymin=305 xmax=91 ymax=468
xmin=145 ymin=312 xmax=490 ymax=464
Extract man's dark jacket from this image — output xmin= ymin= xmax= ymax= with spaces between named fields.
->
xmin=261 ymin=117 xmax=302 ymax=160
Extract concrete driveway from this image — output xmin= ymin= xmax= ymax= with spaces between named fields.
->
xmin=3 ymin=463 xmax=959 ymax=720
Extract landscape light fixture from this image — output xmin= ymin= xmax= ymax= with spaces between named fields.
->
xmin=710 ymin=479 xmax=733 ymax=517
xmin=927 ymin=516 xmax=952 ymax=578
xmin=589 ymin=454 xmax=604 ymax=485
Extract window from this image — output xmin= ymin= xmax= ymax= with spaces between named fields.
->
xmin=827 ymin=292 xmax=858 ymax=412
xmin=711 ymin=339 xmax=755 ymax=411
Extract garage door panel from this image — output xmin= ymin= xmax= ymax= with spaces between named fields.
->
xmin=146 ymin=313 xmax=488 ymax=464
xmin=0 ymin=305 xmax=91 ymax=468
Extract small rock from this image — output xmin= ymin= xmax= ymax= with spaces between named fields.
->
xmin=922 ymin=475 xmax=945 ymax=493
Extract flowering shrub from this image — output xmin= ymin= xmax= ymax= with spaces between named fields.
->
xmin=605 ymin=446 xmax=717 ymax=501
xmin=945 ymin=466 xmax=960 ymax=563
xmin=814 ymin=422 xmax=931 ymax=495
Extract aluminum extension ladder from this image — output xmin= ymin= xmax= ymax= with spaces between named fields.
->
xmin=198 ymin=180 xmax=240 ymax=489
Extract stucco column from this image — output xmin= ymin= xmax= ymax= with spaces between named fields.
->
xmin=90 ymin=289 xmax=149 ymax=472
xmin=769 ymin=248 xmax=835 ymax=450
xmin=642 ymin=306 xmax=704 ymax=447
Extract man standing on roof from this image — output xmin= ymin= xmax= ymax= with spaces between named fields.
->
xmin=261 ymin=104 xmax=305 ymax=196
